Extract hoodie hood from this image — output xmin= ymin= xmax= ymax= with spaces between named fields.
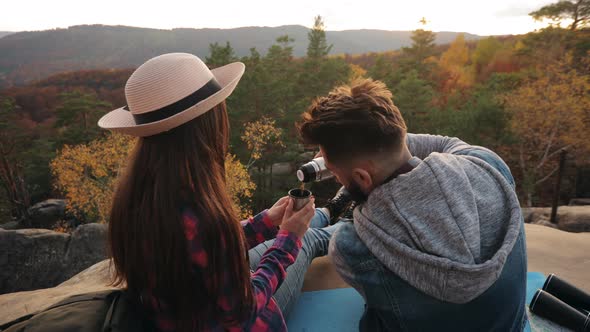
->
xmin=354 ymin=152 xmax=522 ymax=304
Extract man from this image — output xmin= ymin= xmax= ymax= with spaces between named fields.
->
xmin=297 ymin=78 xmax=528 ymax=331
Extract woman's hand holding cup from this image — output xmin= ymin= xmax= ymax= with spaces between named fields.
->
xmin=280 ymin=197 xmax=315 ymax=239
xmin=267 ymin=196 xmax=290 ymax=226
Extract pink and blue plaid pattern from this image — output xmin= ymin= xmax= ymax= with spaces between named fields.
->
xmin=144 ymin=208 xmax=302 ymax=331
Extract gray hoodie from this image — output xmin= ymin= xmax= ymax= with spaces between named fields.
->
xmin=352 ymin=135 xmax=523 ymax=304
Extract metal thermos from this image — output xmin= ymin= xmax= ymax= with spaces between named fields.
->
xmin=297 ymin=157 xmax=334 ymax=183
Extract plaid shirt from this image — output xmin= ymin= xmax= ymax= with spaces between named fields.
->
xmin=144 ymin=207 xmax=302 ymax=331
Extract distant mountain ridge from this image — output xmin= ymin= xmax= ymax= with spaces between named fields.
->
xmin=0 ymin=24 xmax=482 ymax=87
xmin=0 ymin=31 xmax=14 ymax=39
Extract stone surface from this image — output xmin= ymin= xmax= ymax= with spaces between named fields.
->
xmin=271 ymin=162 xmax=294 ymax=176
xmin=525 ymin=224 xmax=590 ymax=293
xmin=66 ymin=223 xmax=109 ymax=276
xmin=530 ymin=216 xmax=558 ymax=229
xmin=569 ymin=198 xmax=590 ymax=206
xmin=0 ymin=223 xmax=107 ymax=294
xmin=521 ymin=205 xmax=590 ymax=233
xmin=27 ymin=199 xmax=67 ymax=229
xmin=556 ymin=206 xmax=590 ymax=232
xmin=1 ymin=224 xmax=589 ymax=327
xmin=0 ymin=220 xmax=19 ymax=230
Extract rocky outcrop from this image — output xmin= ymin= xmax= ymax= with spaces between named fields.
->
xmin=0 ymin=199 xmax=81 ymax=230
xmin=271 ymin=162 xmax=294 ymax=176
xmin=522 ymin=205 xmax=590 ymax=233
xmin=555 ymin=206 xmax=590 ymax=232
xmin=0 ymin=223 xmax=108 ymax=294
xmin=569 ymin=198 xmax=590 ymax=206
xmin=2 ymin=225 xmax=589 ymax=329
xmin=0 ymin=220 xmax=19 ymax=230
xmin=27 ymin=199 xmax=67 ymax=229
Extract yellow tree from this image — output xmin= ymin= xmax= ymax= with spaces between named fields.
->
xmin=504 ymin=56 xmax=590 ymax=206
xmin=52 ymin=134 xmax=256 ymax=223
xmin=472 ymin=37 xmax=502 ymax=77
xmin=440 ymin=34 xmax=470 ymax=70
xmin=51 ymin=133 xmax=135 ymax=223
xmin=470 ymin=37 xmax=519 ymax=82
xmin=241 ymin=117 xmax=286 ymax=169
xmin=225 ymin=154 xmax=256 ymax=218
xmin=438 ymin=34 xmax=472 ymax=91
xmin=348 ymin=64 xmax=368 ymax=82
xmin=436 ymin=34 xmax=473 ymax=105
xmin=241 ymin=117 xmax=286 ymax=210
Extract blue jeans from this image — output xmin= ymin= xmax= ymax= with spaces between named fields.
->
xmin=248 ymin=209 xmax=341 ymax=319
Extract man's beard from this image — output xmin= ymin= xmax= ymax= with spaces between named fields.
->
xmin=345 ymin=179 xmax=368 ymax=203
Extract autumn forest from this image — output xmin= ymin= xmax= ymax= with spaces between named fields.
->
xmin=1 ymin=4 xmax=589 ymax=229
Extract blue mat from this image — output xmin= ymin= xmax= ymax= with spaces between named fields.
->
xmin=287 ymin=272 xmax=547 ymax=332
xmin=526 ymin=272 xmax=547 ymax=303
xmin=525 ymin=272 xmax=548 ymax=332
xmin=287 ymin=288 xmax=364 ymax=332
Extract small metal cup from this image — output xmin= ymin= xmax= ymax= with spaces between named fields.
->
xmin=288 ymin=189 xmax=312 ymax=211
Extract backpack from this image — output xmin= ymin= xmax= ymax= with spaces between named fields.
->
xmin=0 ymin=289 xmax=155 ymax=332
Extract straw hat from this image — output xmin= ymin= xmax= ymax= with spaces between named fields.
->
xmin=98 ymin=52 xmax=245 ymax=137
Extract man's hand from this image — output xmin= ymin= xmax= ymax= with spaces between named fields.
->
xmin=267 ymin=196 xmax=290 ymax=226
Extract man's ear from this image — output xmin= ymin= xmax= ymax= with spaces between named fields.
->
xmin=351 ymin=168 xmax=373 ymax=193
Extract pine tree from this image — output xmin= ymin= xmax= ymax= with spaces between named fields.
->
xmin=206 ymin=41 xmax=238 ymax=68
xmin=54 ymin=90 xmax=111 ymax=147
xmin=400 ymin=19 xmax=437 ymax=78
xmin=299 ymin=16 xmax=349 ymax=109
xmin=403 ymin=18 xmax=436 ymax=64
xmin=307 ymin=15 xmax=333 ymax=59
xmin=264 ymin=35 xmax=297 ymax=122
xmin=530 ymin=0 xmax=589 ymax=30
xmin=393 ymin=70 xmax=435 ymax=131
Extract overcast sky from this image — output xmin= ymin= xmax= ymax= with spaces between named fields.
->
xmin=1 ymin=0 xmax=556 ymax=35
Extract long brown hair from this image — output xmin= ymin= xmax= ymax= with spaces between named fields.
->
xmin=108 ymin=101 xmax=253 ymax=331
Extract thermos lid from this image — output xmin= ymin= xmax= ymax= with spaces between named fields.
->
xmin=297 ymin=170 xmax=305 ymax=182
xmin=297 ymin=164 xmax=316 ymax=182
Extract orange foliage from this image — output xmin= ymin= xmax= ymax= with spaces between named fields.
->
xmin=1 ymin=69 xmax=130 ymax=125
xmin=241 ymin=117 xmax=285 ymax=168
xmin=435 ymin=34 xmax=473 ymax=105
xmin=51 ymin=133 xmax=256 ymax=222
xmin=50 ymin=133 xmax=136 ymax=223
xmin=348 ymin=64 xmax=368 ymax=81
xmin=225 ymin=154 xmax=257 ymax=219
xmin=503 ymin=57 xmax=590 ymax=205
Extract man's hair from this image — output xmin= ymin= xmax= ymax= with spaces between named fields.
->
xmin=298 ymin=78 xmax=407 ymax=164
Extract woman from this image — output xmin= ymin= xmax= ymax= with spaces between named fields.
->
xmin=98 ymin=53 xmax=339 ymax=331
